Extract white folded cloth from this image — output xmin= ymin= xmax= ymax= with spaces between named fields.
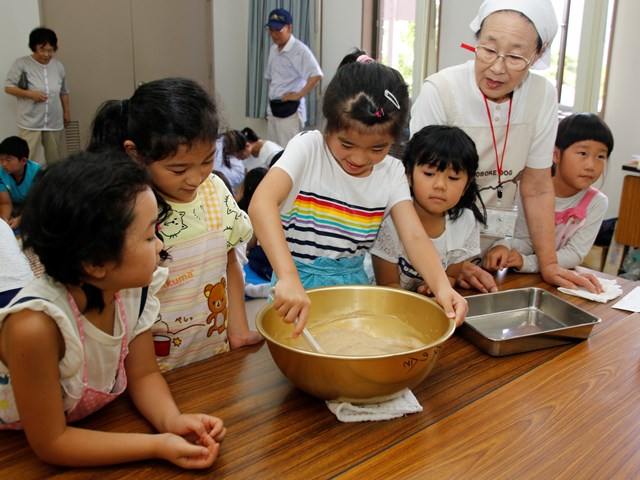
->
xmin=558 ymin=277 xmax=623 ymax=303
xmin=326 ymin=388 xmax=422 ymax=422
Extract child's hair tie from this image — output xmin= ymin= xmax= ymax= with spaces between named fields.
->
xmin=375 ymin=108 xmax=385 ymax=118
xmin=356 ymin=54 xmax=375 ymax=63
xmin=384 ymin=90 xmax=401 ymax=110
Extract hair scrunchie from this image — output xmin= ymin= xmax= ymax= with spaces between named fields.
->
xmin=356 ymin=54 xmax=375 ymax=63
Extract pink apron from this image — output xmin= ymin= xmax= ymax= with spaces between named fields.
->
xmin=64 ymin=292 xmax=128 ymax=423
xmin=0 ymin=292 xmax=129 ymax=429
xmin=555 ymin=188 xmax=598 ymax=249
xmin=153 ymin=181 xmax=230 ymax=372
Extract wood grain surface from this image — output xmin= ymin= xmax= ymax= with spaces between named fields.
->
xmin=0 ymin=269 xmax=636 ymax=479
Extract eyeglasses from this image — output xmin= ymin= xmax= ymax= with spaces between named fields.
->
xmin=36 ymin=47 xmax=55 ymax=55
xmin=474 ymin=45 xmax=535 ymax=72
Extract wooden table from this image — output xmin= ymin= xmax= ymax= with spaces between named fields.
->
xmin=1 ymin=269 xmax=638 ymax=479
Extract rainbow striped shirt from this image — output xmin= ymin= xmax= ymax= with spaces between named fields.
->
xmin=276 ymin=131 xmax=411 ymax=262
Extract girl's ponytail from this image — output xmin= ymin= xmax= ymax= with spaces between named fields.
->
xmin=86 ymin=100 xmax=129 ymax=152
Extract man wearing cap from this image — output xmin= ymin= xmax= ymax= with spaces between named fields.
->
xmin=264 ymin=8 xmax=323 ymax=147
xmin=410 ymin=0 xmax=602 ymax=295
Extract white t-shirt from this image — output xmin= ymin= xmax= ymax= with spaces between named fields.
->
xmin=370 ymin=209 xmax=481 ymax=290
xmin=265 ymin=35 xmax=323 ymax=122
xmin=274 ymin=130 xmax=411 ymax=262
xmin=0 ymin=220 xmax=34 ymax=293
xmin=245 ymin=140 xmax=283 ymax=171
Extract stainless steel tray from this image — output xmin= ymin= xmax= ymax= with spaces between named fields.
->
xmin=459 ymin=288 xmax=601 ymax=356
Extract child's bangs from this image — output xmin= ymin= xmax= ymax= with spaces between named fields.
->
xmin=326 ymin=113 xmax=396 ymax=139
xmin=419 ymin=149 xmax=465 ymax=173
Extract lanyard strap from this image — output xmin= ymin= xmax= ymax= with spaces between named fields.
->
xmin=482 ymin=93 xmax=513 ymax=198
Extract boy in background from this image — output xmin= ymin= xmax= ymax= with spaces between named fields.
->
xmin=0 ymin=136 xmax=41 ymax=230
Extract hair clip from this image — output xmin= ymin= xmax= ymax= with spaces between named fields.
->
xmin=375 ymin=108 xmax=385 ymax=118
xmin=384 ymin=90 xmax=401 ymax=110
xmin=356 ymin=54 xmax=375 ymax=63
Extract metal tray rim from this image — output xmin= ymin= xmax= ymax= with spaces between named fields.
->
xmin=460 ymin=287 xmax=602 ymax=354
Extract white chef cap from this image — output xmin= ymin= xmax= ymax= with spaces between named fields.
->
xmin=469 ymin=0 xmax=559 ymax=70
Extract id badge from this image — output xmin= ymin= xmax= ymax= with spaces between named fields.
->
xmin=481 ymin=204 xmax=518 ymax=238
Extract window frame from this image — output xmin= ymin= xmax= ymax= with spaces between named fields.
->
xmin=552 ymin=0 xmax=618 ymax=116
xmin=367 ymin=0 xmax=618 ymax=115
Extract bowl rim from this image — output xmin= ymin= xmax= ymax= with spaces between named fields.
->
xmin=255 ymin=285 xmax=456 ymax=359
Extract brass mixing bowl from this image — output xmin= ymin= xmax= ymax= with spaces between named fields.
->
xmin=255 ymin=285 xmax=455 ymax=401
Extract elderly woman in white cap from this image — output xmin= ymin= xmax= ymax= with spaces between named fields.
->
xmin=410 ymin=0 xmax=601 ymax=294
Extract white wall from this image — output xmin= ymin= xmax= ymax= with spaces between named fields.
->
xmin=601 ymin=0 xmax=640 ymax=219
xmin=438 ymin=0 xmax=480 ymax=70
xmin=0 ymin=0 xmax=40 ymax=138
xmin=320 ymin=0 xmax=363 ymax=92
xmin=211 ymin=0 xmax=255 ymax=133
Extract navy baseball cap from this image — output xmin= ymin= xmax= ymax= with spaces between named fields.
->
xmin=266 ymin=8 xmax=293 ymax=29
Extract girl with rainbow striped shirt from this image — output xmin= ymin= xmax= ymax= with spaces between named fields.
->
xmin=250 ymin=50 xmax=467 ymax=336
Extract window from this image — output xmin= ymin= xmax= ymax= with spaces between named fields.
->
xmin=370 ymin=0 xmax=439 ymax=101
xmin=377 ymin=0 xmax=416 ymax=95
xmin=539 ymin=0 xmax=617 ymax=114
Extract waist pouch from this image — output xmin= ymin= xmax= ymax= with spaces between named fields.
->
xmin=270 ymin=99 xmax=300 ymax=118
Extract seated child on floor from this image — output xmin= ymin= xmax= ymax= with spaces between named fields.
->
xmin=0 ymin=136 xmax=41 ymax=230
xmin=236 ymin=167 xmax=272 ymax=298
xmin=241 ymin=126 xmax=283 ymax=171
xmin=214 ymin=129 xmax=251 ymax=194
xmin=484 ymin=113 xmax=613 ymax=273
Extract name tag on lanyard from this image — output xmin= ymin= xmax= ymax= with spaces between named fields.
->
xmin=481 ymin=203 xmax=518 ymax=238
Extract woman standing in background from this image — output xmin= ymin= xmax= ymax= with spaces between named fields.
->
xmin=4 ymin=27 xmax=71 ymax=165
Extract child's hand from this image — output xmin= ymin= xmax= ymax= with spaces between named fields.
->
xmin=155 ymin=431 xmax=220 ymax=469
xmin=506 ymin=249 xmax=524 ymax=270
xmin=483 ymin=246 xmax=511 ymax=271
xmin=433 ymin=286 xmax=468 ymax=327
xmin=415 ymin=283 xmax=432 ymax=296
xmin=166 ymin=413 xmax=226 ymax=444
xmin=272 ymin=277 xmax=311 ymax=337
xmin=8 ymin=215 xmax=21 ymax=230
